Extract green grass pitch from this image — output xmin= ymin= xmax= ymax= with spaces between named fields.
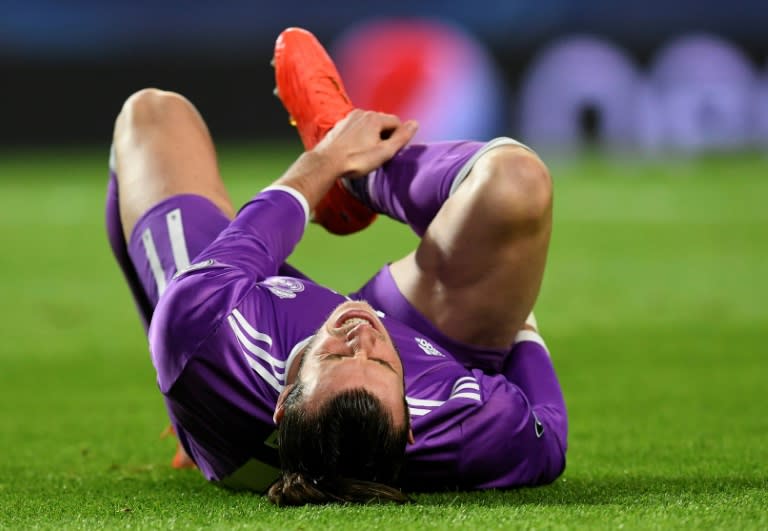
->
xmin=0 ymin=145 xmax=766 ymax=529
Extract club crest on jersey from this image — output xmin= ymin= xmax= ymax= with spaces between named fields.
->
xmin=263 ymin=277 xmax=305 ymax=299
xmin=415 ymin=337 xmax=444 ymax=357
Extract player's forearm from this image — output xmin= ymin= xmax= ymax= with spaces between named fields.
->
xmin=271 ymin=150 xmax=341 ymax=212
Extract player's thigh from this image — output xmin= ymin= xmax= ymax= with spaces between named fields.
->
xmin=389 ymin=144 xmax=552 ymax=349
xmin=113 ymin=88 xmax=235 ymax=239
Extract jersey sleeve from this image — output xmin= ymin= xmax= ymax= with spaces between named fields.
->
xmin=456 ymin=369 xmax=566 ymax=489
xmin=149 ymin=188 xmax=308 ymax=392
xmin=191 ymin=187 xmax=309 ymax=282
xmin=405 ymin=340 xmax=567 ymax=490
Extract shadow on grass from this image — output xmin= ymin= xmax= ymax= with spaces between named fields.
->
xmin=410 ymin=475 xmax=768 ymax=506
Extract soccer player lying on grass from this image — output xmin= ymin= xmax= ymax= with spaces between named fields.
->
xmin=105 ymin=27 xmax=567 ymax=505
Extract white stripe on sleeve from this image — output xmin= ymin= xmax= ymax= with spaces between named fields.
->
xmin=450 ymin=392 xmax=482 ymax=402
xmin=406 ymin=396 xmax=445 ymax=408
xmin=232 ymin=309 xmax=273 ymax=346
xmin=452 ymin=381 xmax=480 ymax=393
xmin=227 ymin=316 xmax=284 ymax=370
xmin=242 ymin=351 xmax=283 ymax=392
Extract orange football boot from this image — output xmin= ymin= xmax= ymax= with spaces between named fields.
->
xmin=273 ymin=27 xmax=377 ymax=235
xmin=161 ymin=425 xmax=197 ymax=470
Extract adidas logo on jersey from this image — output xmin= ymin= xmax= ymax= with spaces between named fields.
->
xmin=415 ymin=337 xmax=444 ymax=357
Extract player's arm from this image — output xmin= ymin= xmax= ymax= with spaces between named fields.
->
xmin=183 ymin=110 xmax=417 ymax=282
xmin=461 ymin=335 xmax=567 ymax=488
xmin=410 ymin=334 xmax=566 ymax=489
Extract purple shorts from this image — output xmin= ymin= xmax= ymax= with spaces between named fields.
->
xmin=127 ymin=194 xmax=230 ymax=308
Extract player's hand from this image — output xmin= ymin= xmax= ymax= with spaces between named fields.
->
xmin=271 ymin=110 xmax=417 ymax=212
xmin=313 ymin=109 xmax=419 ymax=179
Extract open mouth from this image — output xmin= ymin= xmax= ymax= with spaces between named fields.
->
xmin=340 ymin=316 xmax=373 ymax=327
xmin=334 ymin=306 xmax=380 ymax=333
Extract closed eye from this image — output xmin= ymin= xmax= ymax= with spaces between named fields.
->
xmin=322 ymin=352 xmax=397 ymax=374
xmin=326 ymin=353 xmax=387 ymax=364
xmin=371 ymin=357 xmax=396 ymax=373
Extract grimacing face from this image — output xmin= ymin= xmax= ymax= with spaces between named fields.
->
xmin=275 ymin=300 xmax=410 ymax=431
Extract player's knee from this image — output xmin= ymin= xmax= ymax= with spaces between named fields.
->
xmin=115 ymin=88 xmax=196 ymax=137
xmin=474 ymin=144 xmax=552 ymax=226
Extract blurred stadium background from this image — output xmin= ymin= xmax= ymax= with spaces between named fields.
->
xmin=1 ymin=1 xmax=766 ymax=528
xmin=4 ymin=0 xmax=768 ymax=150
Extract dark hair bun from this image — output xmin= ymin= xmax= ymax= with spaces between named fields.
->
xmin=268 ymin=473 xmax=410 ymax=506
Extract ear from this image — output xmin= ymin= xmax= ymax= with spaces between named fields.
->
xmin=407 ymin=429 xmax=415 ymax=445
xmin=273 ymin=383 xmax=295 ymax=425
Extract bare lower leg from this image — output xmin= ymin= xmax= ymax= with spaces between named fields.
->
xmin=113 ymin=88 xmax=235 ymax=240
xmin=390 ymin=145 xmax=552 ymax=348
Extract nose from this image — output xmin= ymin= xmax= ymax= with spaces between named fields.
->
xmin=346 ymin=323 xmax=379 ymax=353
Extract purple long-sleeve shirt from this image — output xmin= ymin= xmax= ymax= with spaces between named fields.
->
xmin=149 ymin=189 xmax=567 ymax=492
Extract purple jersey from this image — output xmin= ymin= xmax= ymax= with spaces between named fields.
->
xmin=146 ymin=188 xmax=567 ymax=492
